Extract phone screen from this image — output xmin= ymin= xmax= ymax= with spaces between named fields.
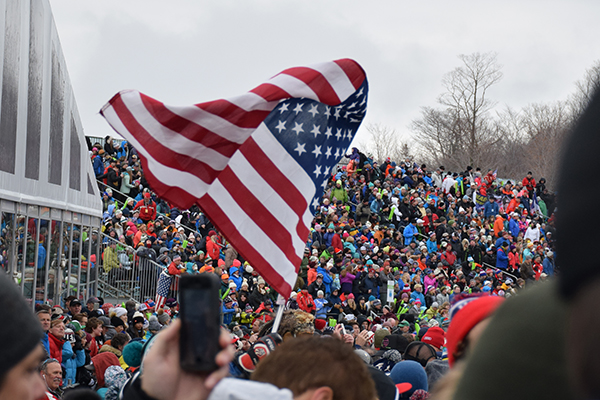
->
xmin=179 ymin=275 xmax=221 ymax=372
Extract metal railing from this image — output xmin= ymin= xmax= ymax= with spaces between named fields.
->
xmin=96 ymin=232 xmax=179 ymax=303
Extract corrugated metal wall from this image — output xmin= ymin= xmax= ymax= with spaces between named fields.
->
xmin=0 ymin=0 xmax=102 ymax=217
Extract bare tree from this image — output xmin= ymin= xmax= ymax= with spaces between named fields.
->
xmin=520 ymin=101 xmax=571 ymax=188
xmin=571 ymin=60 xmax=600 ymax=117
xmin=362 ymin=123 xmax=402 ymax=163
xmin=412 ymin=52 xmax=503 ymax=172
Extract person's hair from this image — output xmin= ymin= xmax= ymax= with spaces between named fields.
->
xmin=40 ymin=358 xmax=60 ymax=373
xmin=36 ymin=309 xmax=51 ymax=317
xmin=50 ymin=319 xmax=64 ymax=328
xmin=252 ymin=336 xmax=376 ymax=400
xmin=85 ymin=317 xmax=101 ymax=333
xmin=36 ymin=304 xmax=51 ymax=313
xmin=110 ymin=333 xmax=129 ymax=350
xmin=73 ymin=313 xmax=87 ymax=323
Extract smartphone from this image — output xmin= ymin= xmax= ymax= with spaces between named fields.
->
xmin=179 ymin=274 xmax=221 ymax=372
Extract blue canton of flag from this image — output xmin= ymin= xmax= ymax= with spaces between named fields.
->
xmin=265 ymin=79 xmax=368 ymax=215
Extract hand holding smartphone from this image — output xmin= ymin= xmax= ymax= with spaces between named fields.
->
xmin=179 ymin=274 xmax=222 ymax=372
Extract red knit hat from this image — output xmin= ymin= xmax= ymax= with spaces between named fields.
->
xmin=314 ymin=318 xmax=327 ymax=331
xmin=445 ymin=295 xmax=504 ymax=367
xmin=421 ymin=326 xmax=445 ymax=349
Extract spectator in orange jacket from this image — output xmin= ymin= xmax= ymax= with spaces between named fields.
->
xmin=493 ymin=214 xmax=505 ymax=238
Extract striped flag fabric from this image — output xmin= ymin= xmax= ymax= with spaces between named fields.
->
xmin=101 ymin=59 xmax=368 ymax=298
xmin=155 ymin=270 xmax=172 ymax=310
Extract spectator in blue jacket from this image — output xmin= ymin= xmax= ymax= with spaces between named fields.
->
xmin=426 ymin=232 xmax=438 ymax=254
xmin=496 ymin=242 xmax=509 ymax=270
xmin=370 ymin=193 xmax=383 ymax=215
xmin=221 ymin=296 xmax=237 ymax=325
xmin=410 ymin=284 xmax=426 ymax=305
xmin=403 ymin=220 xmax=419 ymax=245
xmin=484 ymin=197 xmax=500 ymax=218
xmin=509 ymin=212 xmax=521 ymax=237
xmin=316 ymin=264 xmax=334 ymax=294
xmin=543 ymin=251 xmax=555 ymax=276
xmin=92 ymin=150 xmax=105 ymax=177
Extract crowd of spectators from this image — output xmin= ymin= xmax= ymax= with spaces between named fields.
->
xmin=41 ymin=139 xmax=555 ymax=399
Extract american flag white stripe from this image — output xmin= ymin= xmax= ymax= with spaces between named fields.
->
xmin=228 ymin=151 xmax=310 ymax=252
xmin=251 ymin=122 xmax=315 ymax=205
xmin=165 ymin=103 xmax=255 ymax=144
xmin=308 ymin=62 xmax=357 ymax=101
xmin=228 ymin=93 xmax=279 ymax=112
xmin=101 ymin=104 xmax=211 ymax=197
xmin=101 ymin=59 xmax=367 ymax=298
xmin=121 ymin=92 xmax=234 ymax=169
xmin=208 ymin=179 xmax=300 ymax=286
xmin=265 ymin=73 xmax=320 ymax=100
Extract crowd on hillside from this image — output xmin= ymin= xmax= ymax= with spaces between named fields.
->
xmin=26 ymin=139 xmax=553 ymax=399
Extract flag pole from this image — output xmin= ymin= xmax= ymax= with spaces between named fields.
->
xmin=271 ymin=294 xmax=287 ymax=334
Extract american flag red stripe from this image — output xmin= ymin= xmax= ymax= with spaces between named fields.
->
xmin=101 ymin=59 xmax=367 ymax=298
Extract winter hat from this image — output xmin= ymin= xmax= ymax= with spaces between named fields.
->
xmin=148 ymin=320 xmax=162 ymax=332
xmin=98 ymin=315 xmax=113 ymax=328
xmin=355 ymin=349 xmax=372 ymax=365
xmin=373 ymin=349 xmax=403 ymax=374
xmin=425 ymin=359 xmax=450 ymax=392
xmin=165 ymin=298 xmax=178 ymax=308
xmin=157 ymin=309 xmax=170 ymax=325
xmin=381 ymin=334 xmax=410 ymax=354
xmin=374 ymin=328 xmax=391 ymax=349
xmin=0 ymin=271 xmax=43 ymax=383
xmin=122 ymin=340 xmax=144 ymax=368
xmin=446 ymin=295 xmax=504 ymax=367
xmin=101 ymin=303 xmax=114 ymax=315
xmin=70 ymin=320 xmax=83 ymax=333
xmin=389 ymin=360 xmax=429 ymax=396
xmin=132 ymin=311 xmax=145 ymax=324
xmin=112 ymin=307 xmax=127 ymax=319
xmin=110 ymin=316 xmax=125 ymax=329
xmin=421 ymin=326 xmax=445 ymax=349
xmin=314 ymin=318 xmax=327 ymax=331
xmin=369 ymin=366 xmax=399 ymax=400
xmin=104 ymin=365 xmax=128 ymax=399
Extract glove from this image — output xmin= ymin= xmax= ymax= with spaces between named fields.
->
xmin=73 ymin=333 xmax=84 ymax=351
xmin=236 ymin=332 xmax=282 ymax=375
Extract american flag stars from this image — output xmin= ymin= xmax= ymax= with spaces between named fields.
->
xmin=264 ymin=78 xmax=368 ymax=215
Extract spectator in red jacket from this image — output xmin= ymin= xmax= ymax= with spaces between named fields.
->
xmin=297 ymin=287 xmax=316 ymax=314
xmin=206 ymin=230 xmax=221 ymax=269
xmin=133 ymin=192 xmax=157 ymax=223
xmin=522 ymin=171 xmax=536 ymax=199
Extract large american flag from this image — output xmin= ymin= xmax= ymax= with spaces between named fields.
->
xmin=101 ymin=59 xmax=368 ymax=298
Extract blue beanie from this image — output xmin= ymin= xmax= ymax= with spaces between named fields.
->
xmin=122 ymin=341 xmax=144 ymax=367
xmin=389 ymin=360 xmax=428 ymax=396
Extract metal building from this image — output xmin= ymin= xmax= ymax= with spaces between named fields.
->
xmin=0 ymin=0 xmax=102 ymax=309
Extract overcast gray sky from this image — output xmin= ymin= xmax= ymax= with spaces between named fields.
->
xmin=49 ymin=0 xmax=600 ymax=149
